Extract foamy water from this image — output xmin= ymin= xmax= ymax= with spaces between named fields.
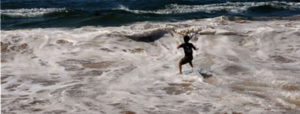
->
xmin=1 ymin=17 xmax=300 ymax=113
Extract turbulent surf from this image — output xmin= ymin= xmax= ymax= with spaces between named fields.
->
xmin=2 ymin=17 xmax=300 ymax=113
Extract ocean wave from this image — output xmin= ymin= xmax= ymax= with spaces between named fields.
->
xmin=0 ymin=8 xmax=67 ymax=17
xmin=118 ymin=1 xmax=300 ymax=14
xmin=2 ymin=1 xmax=299 ymax=18
xmin=1 ymin=1 xmax=300 ymax=29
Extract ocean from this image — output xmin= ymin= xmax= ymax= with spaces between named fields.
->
xmin=1 ymin=0 xmax=300 ymax=29
xmin=1 ymin=0 xmax=300 ymax=114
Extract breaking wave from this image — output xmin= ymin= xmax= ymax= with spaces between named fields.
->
xmin=119 ymin=1 xmax=300 ymax=14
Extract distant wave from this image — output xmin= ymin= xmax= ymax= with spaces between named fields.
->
xmin=119 ymin=1 xmax=300 ymax=14
xmin=0 ymin=8 xmax=66 ymax=17
xmin=1 ymin=1 xmax=300 ymax=29
xmin=1 ymin=1 xmax=299 ymax=18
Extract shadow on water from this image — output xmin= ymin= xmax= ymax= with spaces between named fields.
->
xmin=125 ymin=31 xmax=167 ymax=42
xmin=200 ymin=72 xmax=213 ymax=79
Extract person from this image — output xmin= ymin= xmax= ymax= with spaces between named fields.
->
xmin=177 ymin=35 xmax=197 ymax=74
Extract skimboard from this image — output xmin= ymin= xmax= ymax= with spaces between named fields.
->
xmin=197 ymin=67 xmax=213 ymax=78
xmin=183 ymin=67 xmax=213 ymax=78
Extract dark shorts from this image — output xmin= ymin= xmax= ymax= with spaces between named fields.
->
xmin=179 ymin=56 xmax=193 ymax=65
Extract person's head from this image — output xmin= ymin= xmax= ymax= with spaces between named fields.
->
xmin=184 ymin=35 xmax=190 ymax=43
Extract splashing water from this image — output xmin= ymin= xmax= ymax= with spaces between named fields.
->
xmin=1 ymin=17 xmax=300 ymax=113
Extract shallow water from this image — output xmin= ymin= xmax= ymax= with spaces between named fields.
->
xmin=1 ymin=17 xmax=300 ymax=113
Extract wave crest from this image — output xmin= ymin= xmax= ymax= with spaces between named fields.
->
xmin=118 ymin=1 xmax=300 ymax=14
xmin=1 ymin=8 xmax=66 ymax=17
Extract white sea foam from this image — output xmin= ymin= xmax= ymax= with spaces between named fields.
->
xmin=1 ymin=17 xmax=300 ymax=113
xmin=0 ymin=8 xmax=66 ymax=17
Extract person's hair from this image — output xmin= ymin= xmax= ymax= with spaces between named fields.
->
xmin=184 ymin=35 xmax=190 ymax=43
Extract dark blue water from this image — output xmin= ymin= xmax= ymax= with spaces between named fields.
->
xmin=1 ymin=0 xmax=300 ymax=30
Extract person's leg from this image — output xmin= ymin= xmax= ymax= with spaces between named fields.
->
xmin=189 ymin=61 xmax=193 ymax=67
xmin=178 ymin=63 xmax=182 ymax=74
xmin=179 ymin=57 xmax=185 ymax=74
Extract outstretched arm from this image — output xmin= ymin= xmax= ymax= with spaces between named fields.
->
xmin=192 ymin=44 xmax=198 ymax=50
xmin=177 ymin=44 xmax=182 ymax=49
